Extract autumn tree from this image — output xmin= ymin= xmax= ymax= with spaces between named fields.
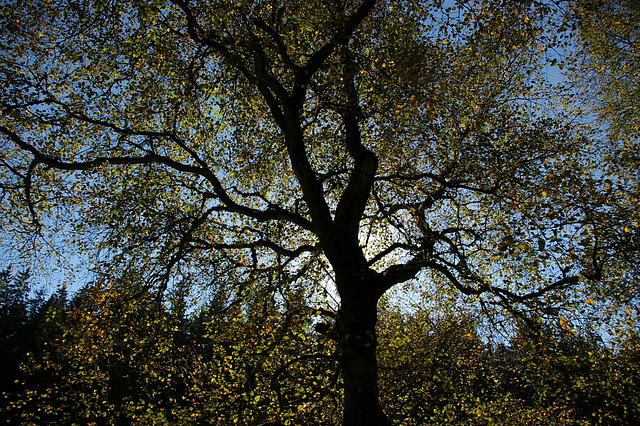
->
xmin=1 ymin=1 xmax=637 ymax=424
xmin=500 ymin=320 xmax=640 ymax=424
xmin=376 ymin=301 xmax=640 ymax=424
xmin=570 ymin=0 xmax=640 ymax=138
xmin=563 ymin=0 xmax=640 ymax=335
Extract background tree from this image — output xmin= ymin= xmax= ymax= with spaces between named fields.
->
xmin=377 ymin=300 xmax=640 ymax=425
xmin=570 ymin=0 xmax=640 ymax=138
xmin=500 ymin=320 xmax=640 ymax=424
xmin=2 ymin=273 xmax=339 ymax=425
xmin=1 ymin=1 xmax=638 ymax=424
xmin=2 ymin=272 xmax=638 ymax=424
xmin=566 ymin=0 xmax=639 ymax=332
xmin=0 ymin=268 xmax=68 ymax=425
xmin=0 ymin=268 xmax=32 ymax=394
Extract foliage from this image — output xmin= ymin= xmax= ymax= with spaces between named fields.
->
xmin=565 ymin=0 xmax=640 ymax=325
xmin=378 ymin=302 xmax=640 ymax=425
xmin=2 ymin=275 xmax=639 ymax=425
xmin=571 ymin=0 xmax=640 ymax=138
xmin=1 ymin=0 xmax=639 ymax=423
xmin=1 ymin=272 xmax=341 ymax=425
xmin=0 ymin=268 xmax=67 ymax=425
xmin=499 ymin=321 xmax=640 ymax=425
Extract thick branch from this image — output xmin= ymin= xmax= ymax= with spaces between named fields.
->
xmin=253 ymin=18 xmax=297 ymax=69
xmin=0 ymin=124 xmax=313 ymax=230
xmin=171 ymin=0 xmax=291 ymax=125
xmin=190 ymin=237 xmax=317 ymax=260
xmin=302 ymin=0 xmax=377 ymax=77
xmin=377 ymin=238 xmax=603 ymax=303
xmin=367 ymin=243 xmax=414 ymax=266
xmin=291 ymin=0 xmax=377 ymax=104
xmin=376 ymin=171 xmax=498 ymax=197
xmin=334 ymin=46 xmax=378 ymax=246
xmin=171 ymin=0 xmax=381 ymax=267
xmin=1 ymin=123 xmax=200 ymax=173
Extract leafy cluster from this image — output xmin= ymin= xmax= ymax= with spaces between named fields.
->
xmin=571 ymin=0 xmax=640 ymax=138
xmin=1 ymin=270 xmax=638 ymax=425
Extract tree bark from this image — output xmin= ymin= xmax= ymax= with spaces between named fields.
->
xmin=337 ymin=276 xmax=391 ymax=426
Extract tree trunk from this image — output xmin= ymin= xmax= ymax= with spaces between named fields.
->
xmin=337 ymin=284 xmax=391 ymax=426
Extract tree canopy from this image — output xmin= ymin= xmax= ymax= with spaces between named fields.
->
xmin=1 ymin=0 xmax=638 ymax=424
xmin=1 ymin=270 xmax=639 ymax=424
